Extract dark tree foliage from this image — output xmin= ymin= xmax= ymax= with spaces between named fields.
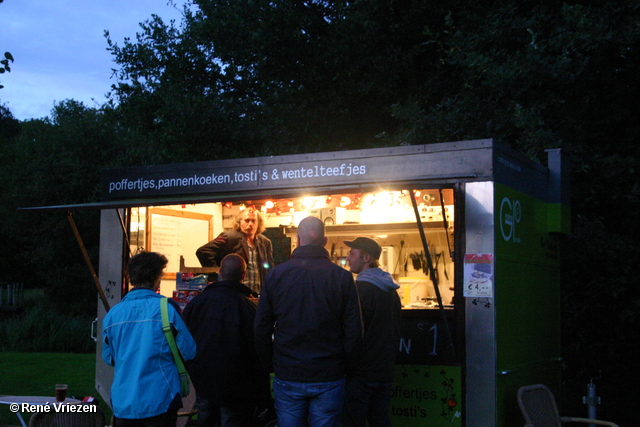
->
xmin=0 ymin=101 xmax=120 ymax=313
xmin=0 ymin=51 xmax=13 ymax=89
xmin=104 ymin=14 xmax=254 ymax=163
xmin=0 ymin=103 xmax=20 ymax=139
xmin=0 ymin=0 xmax=639 ymax=423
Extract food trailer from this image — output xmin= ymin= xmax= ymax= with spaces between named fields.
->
xmin=45 ymin=139 xmax=570 ymax=426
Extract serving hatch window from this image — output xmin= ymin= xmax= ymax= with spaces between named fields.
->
xmin=128 ymin=188 xmax=455 ymax=308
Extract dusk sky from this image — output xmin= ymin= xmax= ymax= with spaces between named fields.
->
xmin=1 ymin=0 xmax=183 ymax=120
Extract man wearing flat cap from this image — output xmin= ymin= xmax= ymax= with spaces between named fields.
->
xmin=342 ymin=237 xmax=402 ymax=427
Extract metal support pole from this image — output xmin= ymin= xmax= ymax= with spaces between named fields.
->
xmin=409 ymin=189 xmax=456 ymax=360
xmin=583 ymin=379 xmax=600 ymax=427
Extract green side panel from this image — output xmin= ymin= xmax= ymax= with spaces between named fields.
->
xmin=390 ymin=365 xmax=462 ymax=426
xmin=547 ymin=202 xmax=571 ymax=234
xmin=494 ymin=183 xmax=562 ymax=425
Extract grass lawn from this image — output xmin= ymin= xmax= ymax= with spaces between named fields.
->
xmin=0 ymin=352 xmax=112 ymax=426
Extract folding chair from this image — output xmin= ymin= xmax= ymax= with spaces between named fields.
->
xmin=517 ymin=384 xmax=619 ymax=427
xmin=28 ymin=404 xmax=106 ymax=427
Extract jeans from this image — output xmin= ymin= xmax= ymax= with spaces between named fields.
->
xmin=342 ymin=377 xmax=392 ymax=427
xmin=273 ymin=377 xmax=345 ymax=427
xmin=195 ymin=396 xmax=255 ymax=427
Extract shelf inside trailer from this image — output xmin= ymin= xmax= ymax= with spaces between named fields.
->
xmin=283 ymin=221 xmax=453 ymax=237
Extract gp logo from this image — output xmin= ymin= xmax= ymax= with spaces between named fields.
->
xmin=500 ymin=197 xmax=521 ymax=242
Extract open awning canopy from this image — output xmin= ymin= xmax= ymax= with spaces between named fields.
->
xmin=21 ymin=139 xmax=496 ymax=213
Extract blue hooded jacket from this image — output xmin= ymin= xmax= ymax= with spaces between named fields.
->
xmin=102 ymin=288 xmax=196 ymax=419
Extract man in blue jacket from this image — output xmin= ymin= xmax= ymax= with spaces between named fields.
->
xmin=254 ymin=216 xmax=362 ymax=427
xmin=103 ymin=251 xmax=196 ymax=427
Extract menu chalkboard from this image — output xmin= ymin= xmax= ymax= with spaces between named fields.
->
xmin=147 ymin=208 xmax=213 ymax=273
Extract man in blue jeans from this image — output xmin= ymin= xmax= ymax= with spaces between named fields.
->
xmin=254 ymin=216 xmax=362 ymax=427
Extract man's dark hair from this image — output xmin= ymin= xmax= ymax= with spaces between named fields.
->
xmin=218 ymin=253 xmax=247 ymax=282
xmin=127 ymin=251 xmax=168 ymax=289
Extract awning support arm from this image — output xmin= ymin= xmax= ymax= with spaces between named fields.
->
xmin=409 ymin=189 xmax=456 ymax=360
xmin=438 ymin=189 xmax=453 ymax=259
xmin=66 ymin=211 xmax=110 ymax=312
xmin=116 ymin=209 xmax=133 ymax=258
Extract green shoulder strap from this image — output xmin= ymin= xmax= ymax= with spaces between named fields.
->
xmin=160 ymin=298 xmax=191 ymax=396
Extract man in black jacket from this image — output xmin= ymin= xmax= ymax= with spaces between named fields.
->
xmin=196 ymin=208 xmax=274 ymax=294
xmin=183 ymin=254 xmax=270 ymax=427
xmin=254 ymin=216 xmax=362 ymax=427
xmin=342 ymin=237 xmax=402 ymax=427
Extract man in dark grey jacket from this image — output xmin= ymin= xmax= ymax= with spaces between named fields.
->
xmin=196 ymin=208 xmax=274 ymax=295
xmin=254 ymin=216 xmax=362 ymax=427
xmin=342 ymin=237 xmax=401 ymax=427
